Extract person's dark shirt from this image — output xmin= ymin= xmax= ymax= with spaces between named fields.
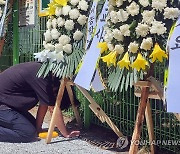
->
xmin=0 ymin=62 xmax=56 ymax=111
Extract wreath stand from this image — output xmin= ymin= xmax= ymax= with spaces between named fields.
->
xmin=0 ymin=0 xmax=14 ymax=56
xmin=129 ymin=76 xmax=164 ymax=154
xmin=46 ymin=78 xmax=124 ymax=144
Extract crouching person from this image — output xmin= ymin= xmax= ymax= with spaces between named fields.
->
xmin=0 ymin=62 xmax=80 ymax=143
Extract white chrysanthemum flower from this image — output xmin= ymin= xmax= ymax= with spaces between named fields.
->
xmin=128 ymin=0 xmax=132 ymax=2
xmin=140 ymin=37 xmax=153 ymax=51
xmin=73 ymin=30 xmax=83 ymax=41
xmin=44 ymin=30 xmax=52 ymax=42
xmin=52 ymin=18 xmax=57 ymax=29
xmin=117 ymin=10 xmax=129 ymax=22
xmin=107 ymin=20 xmax=112 ymax=26
xmin=152 ymin=0 xmax=167 ymax=11
xmin=62 ymin=5 xmax=71 ymax=16
xmin=46 ymin=19 xmax=52 ymax=29
xmin=104 ymin=26 xmax=111 ymax=33
xmin=59 ymin=35 xmax=71 ymax=45
xmin=109 ymin=5 xmax=114 ymax=12
xmin=109 ymin=0 xmax=116 ymax=6
xmin=139 ymin=0 xmax=149 ymax=7
xmin=51 ymin=28 xmax=60 ymax=40
xmin=104 ymin=32 xmax=113 ymax=43
xmin=142 ymin=10 xmax=155 ymax=24
xmin=120 ymin=24 xmax=130 ymax=36
xmin=150 ymin=20 xmax=167 ymax=35
xmin=55 ymin=43 xmax=63 ymax=52
xmin=70 ymin=0 xmax=80 ymax=6
xmin=126 ymin=2 xmax=139 ymax=16
xmin=34 ymin=50 xmax=49 ymax=62
xmin=78 ymin=0 xmax=88 ymax=11
xmin=110 ymin=11 xmax=119 ymax=24
xmin=0 ymin=8 xmax=3 ymax=17
xmin=164 ymin=7 xmax=180 ymax=20
xmin=135 ymin=23 xmax=149 ymax=37
xmin=116 ymin=0 xmax=125 ymax=7
xmin=0 ymin=0 xmax=5 ymax=5
xmin=77 ymin=14 xmax=87 ymax=25
xmin=44 ymin=43 xmax=55 ymax=51
xmin=56 ymin=51 xmax=64 ymax=62
xmin=114 ymin=44 xmax=124 ymax=54
xmin=128 ymin=42 xmax=139 ymax=53
xmin=43 ymin=41 xmax=47 ymax=46
xmin=64 ymin=20 xmax=75 ymax=30
xmin=55 ymin=7 xmax=62 ymax=16
xmin=107 ymin=43 xmax=114 ymax=51
xmin=69 ymin=9 xmax=80 ymax=20
xmin=57 ymin=17 xmax=65 ymax=27
xmin=43 ymin=41 xmax=47 ymax=48
xmin=63 ymin=44 xmax=72 ymax=54
xmin=112 ymin=29 xmax=124 ymax=41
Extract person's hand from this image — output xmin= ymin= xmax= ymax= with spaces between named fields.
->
xmin=66 ymin=131 xmax=80 ymax=138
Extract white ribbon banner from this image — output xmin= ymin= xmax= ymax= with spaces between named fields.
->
xmin=74 ymin=0 xmax=108 ymax=91
xmin=166 ymin=17 xmax=180 ymax=113
xmin=85 ymin=1 xmax=97 ymax=50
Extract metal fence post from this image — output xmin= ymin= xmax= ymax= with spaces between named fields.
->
xmin=84 ymin=98 xmax=91 ymax=128
xmin=13 ymin=0 xmax=19 ymax=65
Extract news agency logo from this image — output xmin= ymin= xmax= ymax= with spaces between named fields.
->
xmin=116 ymin=137 xmax=129 ymax=150
xmin=131 ymin=140 xmax=180 ymax=146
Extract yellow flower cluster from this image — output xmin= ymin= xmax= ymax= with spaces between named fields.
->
xmin=98 ymin=42 xmax=168 ymax=72
xmin=46 ymin=0 xmax=68 ymax=16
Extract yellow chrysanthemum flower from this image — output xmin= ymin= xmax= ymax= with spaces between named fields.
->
xmin=101 ymin=51 xmax=117 ymax=67
xmin=149 ymin=43 xmax=168 ymax=63
xmin=55 ymin=0 xmax=68 ymax=6
xmin=97 ymin=42 xmax=108 ymax=54
xmin=131 ymin=53 xmax=149 ymax=71
xmin=117 ymin=52 xmax=130 ymax=70
xmin=46 ymin=1 xmax=56 ymax=16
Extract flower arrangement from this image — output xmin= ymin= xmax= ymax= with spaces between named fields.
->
xmin=35 ymin=0 xmax=91 ymax=78
xmin=0 ymin=0 xmax=5 ymax=18
xmin=98 ymin=0 xmax=180 ymax=91
xmin=0 ymin=0 xmax=6 ymax=37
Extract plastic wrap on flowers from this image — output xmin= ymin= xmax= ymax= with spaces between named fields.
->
xmin=35 ymin=0 xmax=92 ymax=79
xmin=98 ymin=0 xmax=180 ymax=92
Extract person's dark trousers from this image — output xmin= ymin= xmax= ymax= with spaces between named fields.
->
xmin=0 ymin=106 xmax=37 ymax=143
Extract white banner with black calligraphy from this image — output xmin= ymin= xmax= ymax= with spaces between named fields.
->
xmin=85 ymin=1 xmax=97 ymax=50
xmin=74 ymin=0 xmax=108 ymax=91
xmin=166 ymin=17 xmax=180 ymax=113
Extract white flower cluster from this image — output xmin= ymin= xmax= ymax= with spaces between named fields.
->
xmin=35 ymin=0 xmax=89 ymax=63
xmin=104 ymin=0 xmax=180 ymax=54
xmin=0 ymin=0 xmax=5 ymax=18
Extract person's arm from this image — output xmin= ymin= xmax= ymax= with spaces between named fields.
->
xmin=36 ymin=104 xmax=48 ymax=133
xmin=48 ymin=106 xmax=80 ymax=138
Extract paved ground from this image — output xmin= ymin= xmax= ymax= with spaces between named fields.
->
xmin=0 ymin=107 xmax=130 ymax=154
xmin=0 ymin=136 xmax=114 ymax=154
xmin=0 ymin=122 xmax=115 ymax=154
xmin=0 ymin=121 xmax=130 ymax=154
